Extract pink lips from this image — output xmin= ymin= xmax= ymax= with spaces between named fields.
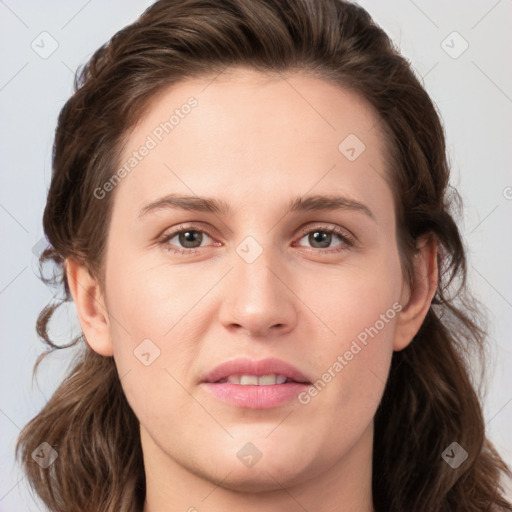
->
xmin=201 ymin=357 xmax=311 ymax=409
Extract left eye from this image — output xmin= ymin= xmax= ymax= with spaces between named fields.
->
xmin=296 ymin=229 xmax=348 ymax=250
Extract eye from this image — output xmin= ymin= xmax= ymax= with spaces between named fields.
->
xmin=158 ymin=225 xmax=216 ymax=255
xmin=294 ymin=225 xmax=354 ymax=253
xmin=158 ymin=223 xmax=355 ymax=256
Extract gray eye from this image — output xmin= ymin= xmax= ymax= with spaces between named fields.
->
xmin=299 ymin=230 xmax=343 ymax=249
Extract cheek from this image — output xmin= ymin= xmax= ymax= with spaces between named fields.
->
xmin=104 ymin=261 xmax=201 ymax=429
xmin=103 ymin=254 xmax=217 ymax=398
xmin=105 ymin=254 xmax=198 ymax=339
xmin=297 ymin=302 xmax=396 ymax=449
xmin=296 ymin=252 xmax=401 ymax=415
xmin=298 ymin=247 xmax=402 ymax=344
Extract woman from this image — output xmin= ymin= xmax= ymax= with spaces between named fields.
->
xmin=16 ymin=0 xmax=512 ymax=511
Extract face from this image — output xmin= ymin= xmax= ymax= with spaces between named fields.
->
xmin=96 ymin=68 xmax=410 ymax=491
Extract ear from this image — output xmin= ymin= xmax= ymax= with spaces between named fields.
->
xmin=394 ymin=235 xmax=438 ymax=351
xmin=65 ymin=257 xmax=114 ymax=356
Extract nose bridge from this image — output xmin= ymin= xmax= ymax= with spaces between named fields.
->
xmin=236 ymin=238 xmax=276 ymax=297
xmin=219 ymin=234 xmax=297 ymax=336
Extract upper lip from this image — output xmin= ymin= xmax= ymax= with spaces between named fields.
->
xmin=202 ymin=357 xmax=311 ymax=384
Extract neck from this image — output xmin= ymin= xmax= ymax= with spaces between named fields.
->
xmin=141 ymin=422 xmax=375 ymax=512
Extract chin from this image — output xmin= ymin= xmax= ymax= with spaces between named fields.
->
xmin=211 ymin=463 xmax=308 ymax=493
xmin=195 ymin=440 xmax=318 ymax=493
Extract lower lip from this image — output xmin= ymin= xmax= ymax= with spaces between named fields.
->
xmin=202 ymin=382 xmax=309 ymax=409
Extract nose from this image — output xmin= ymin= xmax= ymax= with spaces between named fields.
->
xmin=218 ymin=244 xmax=298 ymax=338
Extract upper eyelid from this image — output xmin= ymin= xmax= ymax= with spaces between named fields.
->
xmin=296 ymin=223 xmax=353 ymax=238
xmin=162 ymin=222 xmax=350 ymax=236
xmin=160 ymin=223 xmax=216 ymax=241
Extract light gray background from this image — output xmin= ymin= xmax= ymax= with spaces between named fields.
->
xmin=1 ymin=1 xmax=511 ymax=510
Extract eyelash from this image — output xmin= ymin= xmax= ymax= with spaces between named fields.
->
xmin=158 ymin=224 xmax=355 ymax=256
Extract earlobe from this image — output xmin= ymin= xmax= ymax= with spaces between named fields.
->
xmin=393 ymin=236 xmax=439 ymax=351
xmin=65 ymin=257 xmax=114 ymax=356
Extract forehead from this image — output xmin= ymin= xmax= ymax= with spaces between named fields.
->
xmin=113 ymin=67 xmax=393 ymax=220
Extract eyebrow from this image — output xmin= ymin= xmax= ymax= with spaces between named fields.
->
xmin=138 ymin=193 xmax=375 ymax=221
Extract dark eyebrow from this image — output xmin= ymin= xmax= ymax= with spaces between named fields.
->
xmin=139 ymin=194 xmax=231 ymax=217
xmin=287 ymin=194 xmax=375 ymax=220
xmin=139 ymin=193 xmax=375 ymax=221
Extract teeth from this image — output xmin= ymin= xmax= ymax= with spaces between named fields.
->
xmin=239 ymin=375 xmax=258 ymax=385
xmin=258 ymin=374 xmax=277 ymax=385
xmin=225 ymin=374 xmax=289 ymax=385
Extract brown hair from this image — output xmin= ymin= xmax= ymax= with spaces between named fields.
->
xmin=16 ymin=0 xmax=511 ymax=511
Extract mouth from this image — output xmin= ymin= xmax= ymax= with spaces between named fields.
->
xmin=202 ymin=357 xmax=311 ymax=385
xmin=201 ymin=358 xmax=311 ymax=409
xmin=213 ymin=374 xmax=306 ymax=385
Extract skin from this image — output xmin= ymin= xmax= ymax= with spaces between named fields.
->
xmin=67 ymin=67 xmax=438 ymax=512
